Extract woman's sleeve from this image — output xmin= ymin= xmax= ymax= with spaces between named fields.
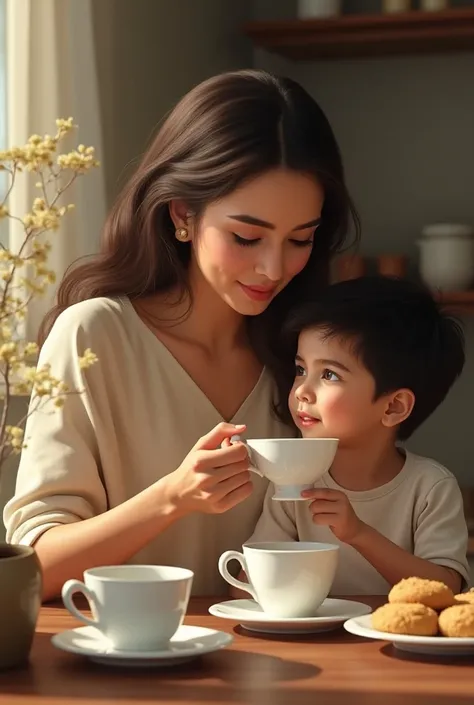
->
xmin=3 ymin=303 xmax=108 ymax=545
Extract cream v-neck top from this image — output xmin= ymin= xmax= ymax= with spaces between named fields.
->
xmin=4 ymin=297 xmax=293 ymax=595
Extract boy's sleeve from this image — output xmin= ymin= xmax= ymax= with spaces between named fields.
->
xmin=414 ymin=477 xmax=470 ymax=588
xmin=247 ymin=483 xmax=298 ymax=543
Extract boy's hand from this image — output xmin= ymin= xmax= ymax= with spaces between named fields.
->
xmin=301 ymin=488 xmax=366 ymax=544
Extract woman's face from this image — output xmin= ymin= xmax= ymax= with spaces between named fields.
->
xmin=187 ymin=168 xmax=324 ymax=316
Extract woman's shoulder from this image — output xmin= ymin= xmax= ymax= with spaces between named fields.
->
xmin=44 ymin=297 xmax=133 ymax=352
xmin=51 ymin=296 xmax=135 ymax=335
xmin=54 ymin=296 xmax=128 ymax=329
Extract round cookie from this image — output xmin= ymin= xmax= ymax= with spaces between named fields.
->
xmin=388 ymin=577 xmax=454 ymax=610
xmin=372 ymin=603 xmax=438 ymax=636
xmin=454 ymin=589 xmax=474 ymax=606
xmin=439 ymin=604 xmax=474 ymax=638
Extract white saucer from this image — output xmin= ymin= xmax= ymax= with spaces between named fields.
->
xmin=344 ymin=613 xmax=474 ymax=656
xmin=209 ymin=598 xmax=372 ymax=634
xmin=51 ymin=624 xmax=233 ymax=667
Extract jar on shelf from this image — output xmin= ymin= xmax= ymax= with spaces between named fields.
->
xmin=377 ymin=254 xmax=408 ymax=278
xmin=420 ymin=0 xmax=449 ymax=11
xmin=382 ymin=0 xmax=411 ymax=13
xmin=417 ymin=223 xmax=474 ymax=292
xmin=297 ymin=0 xmax=342 ymax=19
xmin=335 ymin=253 xmax=366 ymax=282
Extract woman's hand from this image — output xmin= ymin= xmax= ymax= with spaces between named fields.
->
xmin=163 ymin=422 xmax=253 ymax=516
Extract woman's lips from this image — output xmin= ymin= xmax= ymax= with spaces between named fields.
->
xmin=238 ymin=283 xmax=276 ymax=302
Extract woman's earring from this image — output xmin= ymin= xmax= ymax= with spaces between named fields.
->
xmin=175 ymin=227 xmax=189 ymax=242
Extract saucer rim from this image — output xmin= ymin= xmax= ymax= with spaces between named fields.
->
xmin=344 ymin=613 xmax=474 ymax=647
xmin=209 ymin=597 xmax=372 ymax=624
xmin=51 ymin=623 xmax=233 ymax=660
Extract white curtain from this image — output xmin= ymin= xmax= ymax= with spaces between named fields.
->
xmin=6 ymin=0 xmax=106 ymax=340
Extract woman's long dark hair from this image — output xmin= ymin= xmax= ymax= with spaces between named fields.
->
xmin=39 ymin=69 xmax=359 ymax=421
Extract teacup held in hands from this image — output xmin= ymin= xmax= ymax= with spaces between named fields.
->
xmin=232 ymin=436 xmax=339 ymax=500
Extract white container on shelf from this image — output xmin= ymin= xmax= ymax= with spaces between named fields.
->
xmin=420 ymin=0 xmax=449 ymax=11
xmin=417 ymin=223 xmax=474 ymax=292
xmin=421 ymin=223 xmax=472 ymax=239
xmin=297 ymin=0 xmax=341 ymax=19
xmin=382 ymin=0 xmax=411 ymax=13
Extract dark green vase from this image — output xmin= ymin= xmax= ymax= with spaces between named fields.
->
xmin=0 ymin=544 xmax=42 ymax=669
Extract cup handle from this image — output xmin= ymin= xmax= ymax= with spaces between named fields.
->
xmin=218 ymin=550 xmax=258 ymax=602
xmin=61 ymin=579 xmax=101 ymax=629
xmin=230 ymin=435 xmax=264 ymax=478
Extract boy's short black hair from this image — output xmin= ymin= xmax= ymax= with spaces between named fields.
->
xmin=280 ymin=275 xmax=465 ymax=440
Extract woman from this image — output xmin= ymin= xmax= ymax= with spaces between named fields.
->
xmin=4 ymin=69 xmax=358 ymax=600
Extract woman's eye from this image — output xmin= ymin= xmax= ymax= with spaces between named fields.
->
xmin=290 ymin=238 xmax=314 ymax=248
xmin=233 ymin=233 xmax=315 ymax=248
xmin=322 ymin=369 xmax=340 ymax=382
xmin=295 ymin=364 xmax=306 ymax=377
xmin=290 ymin=225 xmax=318 ymax=247
xmin=232 ymin=233 xmax=260 ymax=247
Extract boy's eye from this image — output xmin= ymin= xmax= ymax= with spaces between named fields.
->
xmin=322 ymin=368 xmax=340 ymax=382
xmin=295 ymin=364 xmax=306 ymax=377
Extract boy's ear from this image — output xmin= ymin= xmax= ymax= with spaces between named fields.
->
xmin=381 ymin=389 xmax=415 ymax=430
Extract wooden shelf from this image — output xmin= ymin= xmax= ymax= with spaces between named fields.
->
xmin=436 ymin=290 xmax=474 ymax=314
xmin=244 ymin=9 xmax=474 ymax=61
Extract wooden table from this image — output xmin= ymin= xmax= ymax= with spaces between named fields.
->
xmin=0 ymin=596 xmax=472 ymax=705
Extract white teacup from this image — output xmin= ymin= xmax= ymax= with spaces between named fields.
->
xmin=233 ymin=437 xmax=339 ymax=500
xmin=219 ymin=541 xmax=339 ymax=618
xmin=61 ymin=565 xmax=193 ymax=651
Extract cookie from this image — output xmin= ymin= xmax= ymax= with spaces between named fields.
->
xmin=388 ymin=577 xmax=454 ymax=610
xmin=438 ymin=604 xmax=474 ymax=638
xmin=454 ymin=589 xmax=474 ymax=606
xmin=372 ymin=602 xmax=438 ymax=636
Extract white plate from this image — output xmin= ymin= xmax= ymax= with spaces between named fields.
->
xmin=209 ymin=598 xmax=372 ymax=634
xmin=51 ymin=624 xmax=233 ymax=667
xmin=344 ymin=613 xmax=474 ymax=656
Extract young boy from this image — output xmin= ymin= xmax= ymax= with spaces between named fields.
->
xmin=247 ymin=275 xmax=470 ymax=595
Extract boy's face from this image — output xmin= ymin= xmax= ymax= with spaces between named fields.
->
xmin=288 ymin=328 xmax=397 ymax=446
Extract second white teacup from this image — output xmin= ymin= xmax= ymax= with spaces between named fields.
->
xmin=61 ymin=565 xmax=193 ymax=651
xmin=233 ymin=437 xmax=339 ymax=500
xmin=219 ymin=541 xmax=339 ymax=618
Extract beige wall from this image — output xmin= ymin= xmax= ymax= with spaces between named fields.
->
xmin=254 ymin=0 xmax=474 ymax=485
xmin=93 ymin=0 xmax=253 ymax=202
xmin=0 ymin=397 xmax=28 ymax=540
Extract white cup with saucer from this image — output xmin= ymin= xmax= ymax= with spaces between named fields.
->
xmin=61 ymin=565 xmax=193 ymax=652
xmin=218 ymin=541 xmax=339 ymax=618
xmin=232 ymin=436 xmax=339 ymax=500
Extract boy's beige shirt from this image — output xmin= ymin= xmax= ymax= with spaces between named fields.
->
xmin=4 ymin=297 xmax=292 ymax=595
xmin=248 ymin=452 xmax=470 ymax=594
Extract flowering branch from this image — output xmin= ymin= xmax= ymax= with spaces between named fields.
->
xmin=0 ymin=118 xmax=99 ymax=465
